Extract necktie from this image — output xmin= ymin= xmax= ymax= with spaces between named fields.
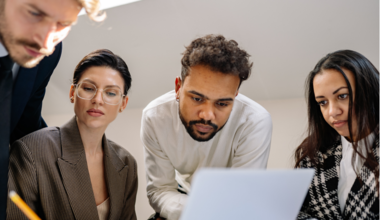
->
xmin=0 ymin=55 xmax=14 ymax=220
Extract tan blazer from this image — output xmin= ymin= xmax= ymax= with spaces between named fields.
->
xmin=7 ymin=117 xmax=138 ymax=220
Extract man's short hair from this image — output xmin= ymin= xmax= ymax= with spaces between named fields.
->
xmin=181 ymin=34 xmax=253 ymax=86
xmin=78 ymin=0 xmax=106 ymax=22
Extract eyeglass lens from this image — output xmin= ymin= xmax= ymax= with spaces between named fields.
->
xmin=77 ymin=82 xmax=122 ymax=105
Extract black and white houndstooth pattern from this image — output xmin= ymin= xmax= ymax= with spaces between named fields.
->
xmin=297 ymin=138 xmax=379 ymax=220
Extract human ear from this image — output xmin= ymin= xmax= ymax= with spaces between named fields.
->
xmin=69 ymin=84 xmax=76 ymax=103
xmin=175 ymin=76 xmax=182 ymax=98
xmin=119 ymin=96 xmax=129 ymax=113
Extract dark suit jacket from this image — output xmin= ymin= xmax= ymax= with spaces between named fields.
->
xmin=297 ymin=137 xmax=379 ymax=220
xmin=10 ymin=42 xmax=62 ymax=144
xmin=7 ymin=117 xmax=138 ymax=220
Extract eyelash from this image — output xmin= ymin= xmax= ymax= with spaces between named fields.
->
xmin=192 ymin=97 xmax=202 ymax=102
xmin=338 ymin=94 xmax=348 ymax=99
xmin=192 ymin=97 xmax=228 ymax=107
xmin=317 ymin=94 xmax=349 ymax=106
xmin=29 ymin=10 xmax=41 ymax=17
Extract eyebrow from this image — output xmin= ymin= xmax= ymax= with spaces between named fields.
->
xmin=81 ymin=79 xmax=121 ymax=89
xmin=315 ymin=86 xmax=348 ymax=99
xmin=188 ymin=90 xmax=234 ymax=102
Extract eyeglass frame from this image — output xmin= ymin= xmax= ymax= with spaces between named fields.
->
xmin=73 ymin=81 xmax=126 ymax=105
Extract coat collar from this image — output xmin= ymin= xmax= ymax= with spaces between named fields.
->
xmin=320 ymin=136 xmax=379 ymax=218
xmin=57 ymin=116 xmax=128 ymax=220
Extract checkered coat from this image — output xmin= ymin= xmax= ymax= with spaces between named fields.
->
xmin=297 ymin=138 xmax=379 ymax=220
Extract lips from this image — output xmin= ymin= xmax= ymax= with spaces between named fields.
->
xmin=87 ymin=108 xmax=104 ymax=117
xmin=332 ymin=120 xmax=347 ymax=128
xmin=24 ymin=46 xmax=42 ymax=58
xmin=195 ymin=124 xmax=213 ymax=133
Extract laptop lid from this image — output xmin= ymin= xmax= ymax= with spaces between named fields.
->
xmin=180 ymin=169 xmax=314 ymax=220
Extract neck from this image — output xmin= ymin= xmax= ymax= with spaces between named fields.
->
xmin=76 ymin=117 xmax=107 ymax=156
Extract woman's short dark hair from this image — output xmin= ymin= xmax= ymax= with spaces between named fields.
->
xmin=181 ymin=34 xmax=252 ymax=87
xmin=295 ymin=49 xmax=379 ymax=189
xmin=73 ymin=49 xmax=132 ymax=95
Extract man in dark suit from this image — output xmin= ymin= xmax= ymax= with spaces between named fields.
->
xmin=0 ymin=0 xmax=104 ymax=218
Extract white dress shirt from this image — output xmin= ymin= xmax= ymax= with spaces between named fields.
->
xmin=0 ymin=42 xmax=19 ymax=80
xmin=141 ymin=90 xmax=273 ymax=220
xmin=338 ymin=133 xmax=375 ymax=212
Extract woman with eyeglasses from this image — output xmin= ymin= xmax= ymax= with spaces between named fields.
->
xmin=295 ymin=50 xmax=379 ymax=220
xmin=7 ymin=49 xmax=137 ymax=220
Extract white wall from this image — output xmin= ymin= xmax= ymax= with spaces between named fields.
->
xmin=42 ymin=97 xmax=307 ymax=219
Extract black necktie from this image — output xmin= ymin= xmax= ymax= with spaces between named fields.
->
xmin=0 ymin=55 xmax=14 ymax=220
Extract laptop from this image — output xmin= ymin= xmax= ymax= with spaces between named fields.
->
xmin=179 ymin=169 xmax=314 ymax=220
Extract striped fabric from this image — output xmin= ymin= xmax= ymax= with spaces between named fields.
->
xmin=6 ymin=117 xmax=138 ymax=220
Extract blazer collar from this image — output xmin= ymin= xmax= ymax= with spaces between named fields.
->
xmin=103 ymin=133 xmax=129 ymax=220
xmin=58 ymin=116 xmax=128 ymax=220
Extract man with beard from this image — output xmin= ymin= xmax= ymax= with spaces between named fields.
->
xmin=0 ymin=0 xmax=104 ymax=218
xmin=141 ymin=34 xmax=273 ymax=220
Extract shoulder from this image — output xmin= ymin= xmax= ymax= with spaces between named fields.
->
xmin=16 ymin=126 xmax=60 ymax=146
xmin=142 ymin=90 xmax=176 ymax=121
xmin=11 ymin=126 xmax=61 ymax=159
xmin=233 ymin=93 xmax=272 ymax=125
xmin=298 ymin=139 xmax=341 ymax=168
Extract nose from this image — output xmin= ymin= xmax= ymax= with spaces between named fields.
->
xmin=199 ymin=103 xmax=215 ymax=121
xmin=91 ymin=90 xmax=104 ymax=105
xmin=33 ymin=21 xmax=57 ymax=51
xmin=329 ymin=101 xmax=342 ymax=117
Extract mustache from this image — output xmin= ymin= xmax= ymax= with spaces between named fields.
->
xmin=189 ymin=119 xmax=218 ymax=130
xmin=16 ymin=39 xmax=54 ymax=56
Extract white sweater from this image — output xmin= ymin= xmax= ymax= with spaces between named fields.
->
xmin=141 ymin=90 xmax=273 ymax=220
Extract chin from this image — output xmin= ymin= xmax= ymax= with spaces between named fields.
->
xmin=18 ymin=55 xmax=45 ymax=68
xmin=80 ymin=117 xmax=105 ymax=129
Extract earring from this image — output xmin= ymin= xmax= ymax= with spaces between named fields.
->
xmin=176 ymin=96 xmax=179 ymax=102
xmin=70 ymin=97 xmax=73 ymax=102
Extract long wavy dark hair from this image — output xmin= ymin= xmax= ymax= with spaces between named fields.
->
xmin=294 ymin=50 xmax=379 ymax=189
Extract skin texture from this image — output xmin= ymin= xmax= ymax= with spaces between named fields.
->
xmin=313 ymin=68 xmax=358 ymax=141
xmin=0 ymin=0 xmax=80 ymax=68
xmin=69 ymin=66 xmax=129 ymax=205
xmin=175 ymin=64 xmax=240 ymax=142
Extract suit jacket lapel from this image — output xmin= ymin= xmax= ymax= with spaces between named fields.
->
xmin=10 ymin=66 xmax=38 ymax=131
xmin=332 ymin=143 xmax=344 ymax=216
xmin=342 ymin=139 xmax=379 ymax=218
xmin=57 ymin=117 xmax=99 ymax=220
xmin=102 ymin=135 xmax=128 ymax=220
xmin=320 ymin=141 xmax=344 ymax=218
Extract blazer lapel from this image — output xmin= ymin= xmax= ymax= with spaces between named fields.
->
xmin=321 ymin=142 xmax=344 ymax=218
xmin=102 ymin=135 xmax=128 ymax=220
xmin=57 ymin=117 xmax=99 ymax=220
xmin=342 ymin=139 xmax=379 ymax=218
xmin=10 ymin=66 xmax=37 ymax=131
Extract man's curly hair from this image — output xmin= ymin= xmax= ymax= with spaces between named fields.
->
xmin=181 ymin=34 xmax=252 ymax=87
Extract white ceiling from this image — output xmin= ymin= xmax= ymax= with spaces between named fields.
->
xmin=42 ymin=0 xmax=379 ymax=115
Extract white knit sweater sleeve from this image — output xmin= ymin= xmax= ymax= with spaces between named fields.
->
xmin=141 ymin=110 xmax=187 ymax=220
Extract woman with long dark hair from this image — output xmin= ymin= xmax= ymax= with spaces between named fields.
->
xmin=295 ymin=50 xmax=379 ymax=220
